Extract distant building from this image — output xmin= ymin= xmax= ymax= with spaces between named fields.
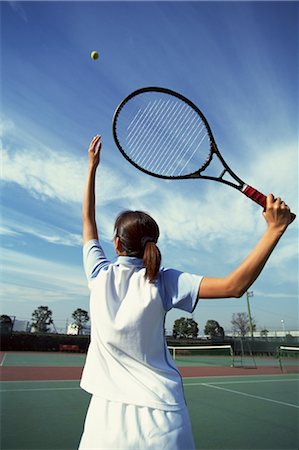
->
xmin=254 ymin=330 xmax=299 ymax=338
xmin=67 ymin=323 xmax=91 ymax=335
xmin=13 ymin=320 xmax=30 ymax=332
xmin=227 ymin=330 xmax=299 ymax=338
xmin=67 ymin=323 xmax=79 ymax=335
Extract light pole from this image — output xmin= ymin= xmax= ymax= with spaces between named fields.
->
xmin=246 ymin=291 xmax=254 ymax=338
xmin=281 ymin=319 xmax=285 ymax=337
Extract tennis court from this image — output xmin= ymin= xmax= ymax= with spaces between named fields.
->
xmin=1 ymin=351 xmax=298 ymax=450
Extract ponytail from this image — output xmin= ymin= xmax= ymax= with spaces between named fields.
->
xmin=114 ymin=210 xmax=161 ymax=282
xmin=143 ymin=241 xmax=161 ymax=283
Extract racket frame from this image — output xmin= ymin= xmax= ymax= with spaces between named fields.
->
xmin=112 ymin=86 xmax=245 ymax=191
xmin=113 ymin=86 xmax=295 ymax=221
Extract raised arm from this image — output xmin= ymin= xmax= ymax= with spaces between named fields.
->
xmin=199 ymin=194 xmax=293 ymax=299
xmin=82 ymin=135 xmax=101 ymax=245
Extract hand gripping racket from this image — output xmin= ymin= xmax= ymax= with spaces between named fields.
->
xmin=112 ymin=87 xmax=295 ymax=221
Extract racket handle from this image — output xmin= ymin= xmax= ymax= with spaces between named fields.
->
xmin=242 ymin=185 xmax=296 ymax=222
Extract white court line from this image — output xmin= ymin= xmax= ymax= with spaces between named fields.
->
xmin=0 ymin=386 xmax=81 ymax=392
xmin=189 ymin=382 xmax=299 ymax=409
xmin=0 ymin=352 xmax=7 ymax=367
xmin=184 ymin=378 xmax=299 ymax=386
xmin=1 ymin=377 xmax=298 ymax=395
xmin=0 ymin=378 xmax=78 ymax=384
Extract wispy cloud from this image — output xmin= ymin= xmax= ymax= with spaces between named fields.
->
xmin=1 ymin=126 xmax=157 ymax=207
xmin=246 ymin=144 xmax=298 ymax=206
xmin=2 ymin=116 xmax=297 ymax=257
xmin=2 ymin=247 xmax=87 ymax=302
xmin=253 ymin=289 xmax=298 ymax=300
xmin=0 ymin=226 xmax=20 ymax=237
xmin=1 ymin=207 xmax=82 ymax=247
xmin=8 ymin=2 xmax=28 ymax=22
xmin=2 ymin=1 xmax=298 ymax=333
xmin=2 ymin=145 xmax=86 ymax=203
xmin=268 ymin=241 xmax=298 ymax=268
xmin=0 ymin=117 xmax=15 ymax=137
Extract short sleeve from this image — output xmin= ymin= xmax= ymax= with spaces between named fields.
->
xmin=158 ymin=268 xmax=203 ymax=313
xmin=83 ymin=239 xmax=110 ymax=286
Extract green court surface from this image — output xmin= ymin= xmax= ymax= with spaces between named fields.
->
xmin=0 ymin=350 xmax=285 ymax=368
xmin=185 ymin=375 xmax=299 ymax=450
xmin=1 ymin=353 xmax=298 ymax=450
xmin=172 ymin=354 xmax=282 ymax=368
xmin=1 ymin=351 xmax=86 ymax=367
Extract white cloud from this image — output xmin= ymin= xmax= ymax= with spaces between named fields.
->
xmin=0 ymin=118 xmax=15 ymax=137
xmin=268 ymin=241 xmax=298 ymax=269
xmin=1 ymin=208 xmax=82 ymax=247
xmin=0 ymin=247 xmax=93 ymax=329
xmin=246 ymin=144 xmax=298 ymax=209
xmin=1 ymin=116 xmax=297 ymax=276
xmin=125 ymin=177 xmax=262 ymax=259
xmin=1 ymin=143 xmax=156 ymax=206
xmin=8 ymin=2 xmax=28 ymax=22
xmin=253 ymin=289 xmax=298 ymax=300
xmin=0 ymin=226 xmax=20 ymax=237
xmin=38 ymin=231 xmax=82 ymax=247
xmin=1 ymin=247 xmax=88 ymax=303
xmin=2 ymin=146 xmax=85 ymax=203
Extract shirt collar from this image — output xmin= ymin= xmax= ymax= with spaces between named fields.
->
xmin=115 ymin=256 xmax=144 ymax=268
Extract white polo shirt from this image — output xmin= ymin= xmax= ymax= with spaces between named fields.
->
xmin=80 ymin=239 xmax=203 ymax=411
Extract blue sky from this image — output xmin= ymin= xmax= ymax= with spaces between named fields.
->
xmin=1 ymin=1 xmax=298 ymax=335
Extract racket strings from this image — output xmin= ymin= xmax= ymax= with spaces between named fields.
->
xmin=136 ymin=102 xmax=192 ymax=173
xmin=117 ymin=93 xmax=212 ymax=177
xmin=128 ymin=99 xmax=180 ymax=165
xmin=156 ymin=105 xmax=200 ymax=175
xmin=127 ymin=99 xmax=165 ymax=147
xmin=162 ymin=115 xmax=207 ymax=176
xmin=176 ymin=128 xmax=208 ymax=176
xmin=128 ymin=98 xmax=193 ymax=169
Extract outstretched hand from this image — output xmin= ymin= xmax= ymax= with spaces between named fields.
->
xmin=88 ymin=135 xmax=102 ymax=169
xmin=263 ymin=194 xmax=293 ymax=232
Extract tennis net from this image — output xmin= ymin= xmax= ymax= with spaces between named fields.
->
xmin=167 ymin=345 xmax=234 ymax=367
xmin=277 ymin=346 xmax=299 ymax=373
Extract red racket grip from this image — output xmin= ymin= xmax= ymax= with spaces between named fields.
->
xmin=243 ymin=185 xmax=296 ymax=222
xmin=243 ymin=185 xmax=267 ymax=208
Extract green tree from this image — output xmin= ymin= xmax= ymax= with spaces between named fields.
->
xmin=204 ymin=320 xmax=225 ymax=338
xmin=31 ymin=306 xmax=53 ymax=333
xmin=72 ymin=308 xmax=90 ymax=335
xmin=173 ymin=317 xmax=198 ymax=339
xmin=231 ymin=312 xmax=256 ymax=336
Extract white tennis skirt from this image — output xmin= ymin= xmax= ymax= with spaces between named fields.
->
xmin=79 ymin=396 xmax=195 ymax=450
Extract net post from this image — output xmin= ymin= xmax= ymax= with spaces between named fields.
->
xmin=229 ymin=345 xmax=234 ymax=367
xmin=168 ymin=346 xmax=176 ymax=360
xmin=277 ymin=346 xmax=284 ymax=373
xmin=277 ymin=346 xmax=299 ymax=374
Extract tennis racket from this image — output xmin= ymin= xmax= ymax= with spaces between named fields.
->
xmin=112 ymin=87 xmax=295 ymax=221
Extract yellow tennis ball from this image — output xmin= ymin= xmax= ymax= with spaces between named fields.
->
xmin=91 ymin=51 xmax=99 ymax=60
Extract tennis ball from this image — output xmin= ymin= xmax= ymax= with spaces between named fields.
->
xmin=91 ymin=51 xmax=99 ymax=60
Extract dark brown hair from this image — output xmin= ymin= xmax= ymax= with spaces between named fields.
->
xmin=114 ymin=210 xmax=161 ymax=282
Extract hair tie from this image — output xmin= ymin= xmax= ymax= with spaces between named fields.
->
xmin=141 ymin=236 xmax=156 ymax=247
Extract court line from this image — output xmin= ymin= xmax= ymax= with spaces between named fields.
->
xmin=199 ymin=383 xmax=299 ymax=409
xmin=0 ymin=386 xmax=82 ymax=392
xmin=0 ymin=352 xmax=7 ymax=367
xmin=2 ymin=379 xmax=297 ymax=391
xmin=1 ymin=378 xmax=298 ymax=394
xmin=184 ymin=378 xmax=299 ymax=386
xmin=0 ymin=378 xmax=78 ymax=384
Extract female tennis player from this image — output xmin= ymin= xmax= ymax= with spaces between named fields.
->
xmin=79 ymin=135 xmax=292 ymax=450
